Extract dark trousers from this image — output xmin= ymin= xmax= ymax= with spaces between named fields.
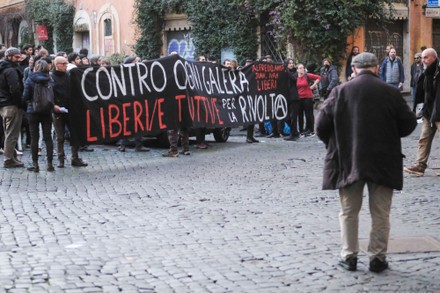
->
xmin=195 ymin=128 xmax=206 ymax=144
xmin=246 ymin=125 xmax=255 ymax=139
xmin=28 ymin=113 xmax=53 ymax=163
xmin=53 ymin=113 xmax=79 ymax=161
xmin=286 ymin=100 xmax=300 ymax=136
xmin=257 ymin=122 xmax=266 ymax=135
xmin=299 ymin=98 xmax=314 ymax=133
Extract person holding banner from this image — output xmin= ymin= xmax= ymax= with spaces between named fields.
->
xmin=284 ymin=58 xmax=301 ymax=141
xmin=118 ymin=56 xmax=150 ymax=153
xmin=195 ymin=55 xmax=209 ymax=149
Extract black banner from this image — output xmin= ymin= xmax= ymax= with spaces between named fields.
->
xmin=69 ymin=55 xmax=289 ymax=145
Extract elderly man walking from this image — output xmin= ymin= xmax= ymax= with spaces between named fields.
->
xmin=404 ymin=48 xmax=440 ymax=177
xmin=0 ymin=47 xmax=25 ymax=168
xmin=316 ymin=52 xmax=416 ymax=273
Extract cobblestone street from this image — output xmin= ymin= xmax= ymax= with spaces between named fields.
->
xmin=1 ymin=120 xmax=439 ymax=292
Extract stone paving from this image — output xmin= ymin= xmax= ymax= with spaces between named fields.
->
xmin=0 ymin=119 xmax=439 ymax=292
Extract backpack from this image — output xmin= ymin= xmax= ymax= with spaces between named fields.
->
xmin=32 ymin=82 xmax=54 ymax=114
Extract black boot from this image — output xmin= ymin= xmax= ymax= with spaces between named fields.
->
xmin=47 ymin=161 xmax=55 ymax=172
xmin=27 ymin=161 xmax=39 ymax=172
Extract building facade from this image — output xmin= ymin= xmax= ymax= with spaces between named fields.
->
xmin=0 ymin=0 xmax=29 ymax=48
xmin=72 ymin=0 xmax=137 ymax=56
xmin=0 ymin=0 xmax=438 ymax=80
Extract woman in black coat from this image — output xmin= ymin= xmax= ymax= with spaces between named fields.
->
xmin=22 ymin=60 xmax=55 ymax=172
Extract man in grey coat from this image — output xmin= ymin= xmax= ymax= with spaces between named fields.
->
xmin=316 ymin=52 xmax=417 ymax=273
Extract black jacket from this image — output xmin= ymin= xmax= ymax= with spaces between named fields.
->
xmin=416 ymin=59 xmax=440 ymax=123
xmin=286 ymin=68 xmax=299 ymax=103
xmin=51 ymin=69 xmax=70 ymax=108
xmin=0 ymin=59 xmax=24 ymax=108
xmin=316 ymin=71 xmax=417 ymax=190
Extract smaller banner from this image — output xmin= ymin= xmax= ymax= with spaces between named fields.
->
xmin=37 ymin=25 xmax=48 ymax=41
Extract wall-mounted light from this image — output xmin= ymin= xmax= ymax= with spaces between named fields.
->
xmin=93 ymin=11 xmax=97 ymax=25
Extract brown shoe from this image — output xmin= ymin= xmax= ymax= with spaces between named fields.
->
xmin=4 ymin=158 xmax=24 ymax=168
xmin=162 ymin=151 xmax=179 ymax=158
xmin=403 ymin=165 xmax=425 ymax=176
xmin=71 ymin=158 xmax=88 ymax=167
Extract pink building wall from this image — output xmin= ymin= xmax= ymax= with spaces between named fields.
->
xmin=72 ymin=0 xmax=137 ymax=56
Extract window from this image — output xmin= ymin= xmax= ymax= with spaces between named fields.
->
xmin=104 ymin=18 xmax=112 ymax=37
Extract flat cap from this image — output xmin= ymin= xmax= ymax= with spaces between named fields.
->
xmin=351 ymin=52 xmax=378 ymax=68
xmin=5 ymin=47 xmax=21 ymax=56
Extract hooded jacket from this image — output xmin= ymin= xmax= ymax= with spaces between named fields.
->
xmin=22 ymin=71 xmax=53 ymax=113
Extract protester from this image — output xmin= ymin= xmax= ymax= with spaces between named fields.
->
xmin=118 ymin=56 xmax=150 ymax=152
xmin=243 ymin=58 xmax=259 ymax=143
xmin=0 ymin=47 xmax=25 ymax=168
xmin=67 ymin=52 xmax=81 ymax=72
xmin=20 ymin=44 xmax=34 ymax=72
xmin=99 ymin=56 xmax=111 ymax=67
xmin=404 ymin=48 xmax=440 ymax=177
xmin=316 ymin=52 xmax=417 ymax=273
xmin=80 ymin=55 xmax=90 ymax=66
xmin=52 ymin=56 xmax=88 ymax=168
xmin=319 ymin=58 xmax=339 ymax=100
xmin=379 ymin=48 xmax=404 ymax=89
xmin=297 ymin=63 xmax=320 ymax=137
xmin=162 ymin=127 xmax=190 ymax=157
xmin=266 ymin=55 xmax=285 ymax=138
xmin=345 ymin=46 xmax=359 ymax=81
xmin=22 ymin=60 xmax=55 ymax=172
xmin=284 ymin=58 xmax=301 ymax=141
xmin=195 ymin=55 xmax=209 ymax=149
xmin=410 ymin=52 xmax=424 ymax=112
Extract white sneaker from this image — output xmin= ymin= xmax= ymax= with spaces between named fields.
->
xmin=15 ymin=149 xmax=23 ymax=155
xmin=0 ymin=148 xmax=3 ymax=154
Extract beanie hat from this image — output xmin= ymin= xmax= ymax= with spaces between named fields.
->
xmin=5 ymin=47 xmax=21 ymax=56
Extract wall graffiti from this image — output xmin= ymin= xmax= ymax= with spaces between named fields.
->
xmin=365 ymin=21 xmax=403 ymax=62
xmin=167 ymin=30 xmax=195 ymax=60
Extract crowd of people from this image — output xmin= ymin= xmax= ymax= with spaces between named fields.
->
xmin=0 ymin=45 xmax=110 ymax=171
xmin=2 ymin=40 xmax=439 ymax=275
xmin=0 ymin=43 xmax=436 ymax=169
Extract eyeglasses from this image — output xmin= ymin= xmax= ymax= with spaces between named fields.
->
xmin=59 ymin=62 xmax=68 ymax=65
xmin=414 ymin=57 xmax=421 ymax=59
xmin=12 ymin=55 xmax=22 ymax=59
